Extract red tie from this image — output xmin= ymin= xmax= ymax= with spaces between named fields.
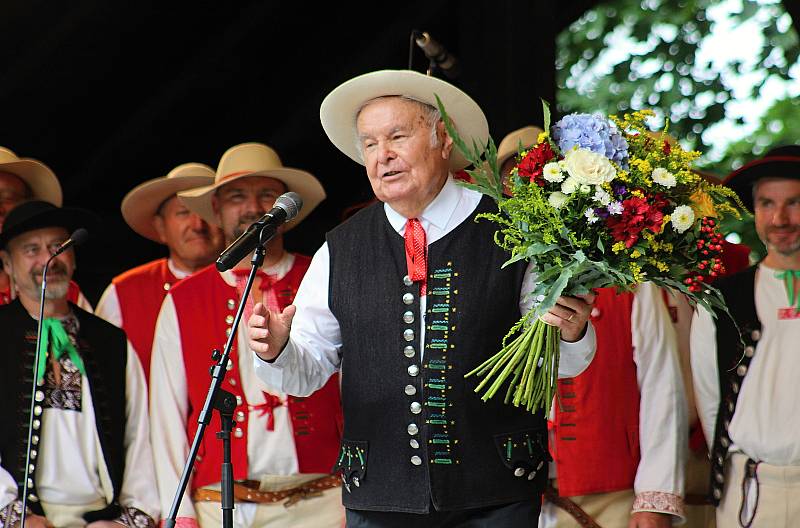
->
xmin=405 ymin=218 xmax=427 ymax=295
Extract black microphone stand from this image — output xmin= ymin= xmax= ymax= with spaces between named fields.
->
xmin=164 ymin=231 xmax=270 ymax=528
xmin=20 ymin=251 xmax=60 ymax=527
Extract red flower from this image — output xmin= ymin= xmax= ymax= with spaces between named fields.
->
xmin=606 ymin=195 xmax=665 ymax=248
xmin=662 ymin=140 xmax=671 ymax=155
xmin=516 ymin=142 xmax=555 ymax=186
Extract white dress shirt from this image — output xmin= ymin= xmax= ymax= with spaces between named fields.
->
xmin=691 ymin=264 xmax=800 ymax=465
xmin=255 ymin=176 xmax=596 ymax=397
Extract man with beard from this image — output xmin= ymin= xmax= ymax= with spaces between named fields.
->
xmin=0 ymin=147 xmax=92 ymax=309
xmin=0 ymin=201 xmax=159 ymax=527
xmin=691 ymin=145 xmax=800 ymax=527
xmin=149 ymin=143 xmax=344 ymax=528
xmin=96 ymin=163 xmax=223 ymax=384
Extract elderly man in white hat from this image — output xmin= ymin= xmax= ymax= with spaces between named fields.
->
xmin=95 ymin=163 xmax=223 ymax=384
xmin=246 ymin=70 xmax=597 ymax=526
xmin=149 ymin=143 xmax=343 ymax=528
xmin=0 ymin=146 xmax=92 ymax=310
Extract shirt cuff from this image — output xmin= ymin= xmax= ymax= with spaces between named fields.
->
xmin=632 ymin=491 xmax=685 ymax=524
xmin=252 ymin=340 xmax=296 ymax=391
xmin=557 ymin=322 xmax=596 ymax=378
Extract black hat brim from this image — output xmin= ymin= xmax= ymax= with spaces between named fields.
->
xmin=723 ymin=156 xmax=800 ymax=211
xmin=0 ymin=206 xmax=98 ymax=249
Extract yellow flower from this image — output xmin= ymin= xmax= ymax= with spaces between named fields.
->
xmin=629 ymin=262 xmax=643 ymax=282
xmin=690 ymin=189 xmax=717 ymax=218
xmin=631 ymin=250 xmax=642 ymax=259
xmin=631 ymin=189 xmax=644 ymax=198
xmin=537 ymin=132 xmax=549 ymax=144
xmin=612 ymin=241 xmax=627 ymax=253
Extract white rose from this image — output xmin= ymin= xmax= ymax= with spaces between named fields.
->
xmin=561 ymin=177 xmax=579 ymax=195
xmin=548 ymin=191 xmax=569 ymax=209
xmin=543 ymin=162 xmax=564 ymax=183
xmin=563 ymin=147 xmax=617 ymax=186
xmin=652 ymin=167 xmax=677 ymax=188
xmin=671 ymin=205 xmax=695 ymax=233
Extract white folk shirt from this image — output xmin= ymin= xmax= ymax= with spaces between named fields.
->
xmin=540 ymin=282 xmax=688 ymax=526
xmin=149 ymin=252 xmax=301 ymax=519
xmin=0 ymin=338 xmax=159 ymax=519
xmin=255 ymin=176 xmax=596 ymax=397
xmin=692 ymin=263 xmax=800 ymax=465
xmin=96 ymin=259 xmax=190 ymax=328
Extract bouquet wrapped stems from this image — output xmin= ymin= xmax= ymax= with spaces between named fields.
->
xmin=466 ymin=317 xmax=561 ymax=413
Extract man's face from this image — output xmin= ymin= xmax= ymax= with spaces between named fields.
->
xmin=356 ymin=97 xmax=453 ymax=211
xmin=0 ymin=226 xmax=74 ymax=301
xmin=0 ymin=172 xmax=30 ymax=231
xmin=153 ymin=196 xmax=223 ymax=271
xmin=753 ymin=178 xmax=800 ymax=258
xmin=212 ymin=176 xmax=287 ymax=244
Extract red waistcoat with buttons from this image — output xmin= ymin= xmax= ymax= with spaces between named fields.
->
xmin=552 ymin=288 xmax=640 ymax=497
xmin=168 ymin=256 xmax=343 ymax=492
xmin=113 ymin=258 xmax=177 ymax=384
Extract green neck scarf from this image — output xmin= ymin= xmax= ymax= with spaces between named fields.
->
xmin=775 ymin=269 xmax=800 ymax=314
xmin=37 ymin=318 xmax=86 ymax=384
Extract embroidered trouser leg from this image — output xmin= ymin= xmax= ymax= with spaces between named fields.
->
xmin=717 ymin=452 xmax=800 ymax=527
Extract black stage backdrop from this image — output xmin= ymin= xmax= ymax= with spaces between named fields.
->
xmin=0 ymin=1 xmax=596 ymax=304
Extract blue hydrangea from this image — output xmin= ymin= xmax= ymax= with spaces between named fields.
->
xmin=551 ymin=113 xmax=629 ymax=168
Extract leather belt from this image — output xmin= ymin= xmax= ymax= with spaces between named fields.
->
xmin=192 ymin=475 xmax=341 ymax=508
xmin=544 ymin=485 xmax=603 ymax=528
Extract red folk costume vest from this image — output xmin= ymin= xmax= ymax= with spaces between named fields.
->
xmin=112 ymin=258 xmax=178 ymax=384
xmin=552 ymin=288 xmax=640 ymax=497
xmin=168 ymin=255 xmax=342 ymax=492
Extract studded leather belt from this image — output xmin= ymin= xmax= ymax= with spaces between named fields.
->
xmin=192 ymin=475 xmax=341 ymax=507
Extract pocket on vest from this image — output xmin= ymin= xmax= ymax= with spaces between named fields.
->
xmin=493 ymin=427 xmax=550 ymax=481
xmin=333 ymin=439 xmax=368 ymax=492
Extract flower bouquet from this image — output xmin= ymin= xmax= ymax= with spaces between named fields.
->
xmin=437 ymin=98 xmax=744 ymax=414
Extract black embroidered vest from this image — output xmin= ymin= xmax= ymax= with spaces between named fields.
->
xmin=707 ymin=266 xmax=761 ymax=506
xmin=327 ymin=196 xmax=549 ymax=513
xmin=0 ymin=300 xmax=128 ymax=520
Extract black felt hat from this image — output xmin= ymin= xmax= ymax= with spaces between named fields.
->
xmin=0 ymin=200 xmax=97 ymax=249
xmin=723 ymin=145 xmax=800 ymax=211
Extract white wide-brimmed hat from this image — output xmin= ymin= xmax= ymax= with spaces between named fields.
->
xmin=178 ymin=143 xmax=325 ymax=230
xmin=320 ymin=70 xmax=489 ymax=171
xmin=496 ymin=126 xmax=545 ymax=167
xmin=0 ymin=147 xmax=62 ymax=206
xmin=121 ymin=163 xmax=216 ymax=242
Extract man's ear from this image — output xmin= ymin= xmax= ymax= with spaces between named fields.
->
xmin=439 ymin=120 xmax=454 ymax=160
xmin=152 ymin=215 xmax=168 ymax=245
xmin=0 ymin=250 xmax=11 ymax=273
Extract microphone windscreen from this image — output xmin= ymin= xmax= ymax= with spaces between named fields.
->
xmin=275 ymin=192 xmax=303 ymax=221
xmin=71 ymin=228 xmax=89 ymax=246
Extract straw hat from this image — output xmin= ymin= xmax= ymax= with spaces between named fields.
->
xmin=320 ymin=70 xmax=489 ymax=171
xmin=496 ymin=126 xmax=545 ymax=168
xmin=178 ymin=143 xmax=325 ymax=230
xmin=0 ymin=147 xmax=62 ymax=206
xmin=121 ymin=163 xmax=216 ymax=242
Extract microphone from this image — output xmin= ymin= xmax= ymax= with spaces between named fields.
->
xmin=413 ymin=30 xmax=461 ymax=79
xmin=50 ymin=228 xmax=89 ymax=259
xmin=215 ymin=192 xmax=303 ymax=272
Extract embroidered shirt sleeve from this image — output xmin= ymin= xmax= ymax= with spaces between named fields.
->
xmin=0 ymin=499 xmax=31 ymax=528
xmin=632 ymin=491 xmax=685 ymax=520
xmin=115 ymin=505 xmax=156 ymax=528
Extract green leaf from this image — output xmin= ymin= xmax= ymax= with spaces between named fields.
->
xmin=542 ymin=99 xmax=552 ymax=133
